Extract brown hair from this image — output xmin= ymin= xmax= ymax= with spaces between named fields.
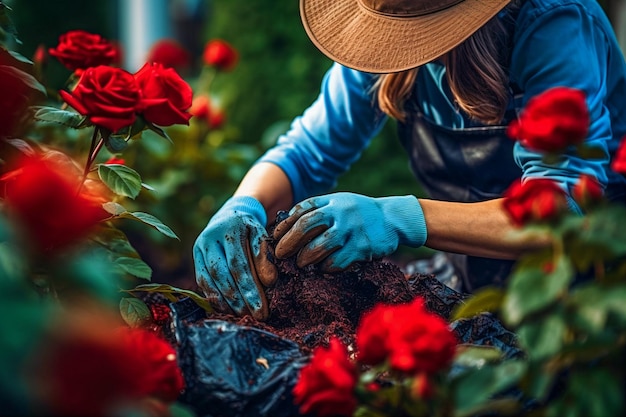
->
xmin=375 ymin=1 xmax=520 ymax=125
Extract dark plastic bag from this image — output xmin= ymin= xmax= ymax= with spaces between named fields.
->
xmin=166 ymin=298 xmax=310 ymax=417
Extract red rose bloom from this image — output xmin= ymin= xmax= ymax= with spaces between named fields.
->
xmin=190 ymin=94 xmax=226 ymax=129
xmin=48 ymin=30 xmax=118 ymax=71
xmin=356 ymin=301 xmax=402 ymax=366
xmin=104 ymin=156 xmax=126 ymax=165
xmin=1 ymin=155 xmax=108 ymax=254
xmin=385 ymin=300 xmax=458 ymax=374
xmin=502 ymin=178 xmax=569 ymax=227
xmin=611 ymin=137 xmax=626 ymax=175
xmin=572 ymin=174 xmax=604 ymax=207
xmin=146 ymin=39 xmax=191 ymax=70
xmin=134 ymin=62 xmax=192 ymax=127
xmin=118 ymin=327 xmax=185 ymax=402
xmin=293 ymin=337 xmax=358 ymax=417
xmin=35 ymin=324 xmax=184 ymax=417
xmin=357 ymin=298 xmax=457 ymax=375
xmin=507 ymin=87 xmax=590 ymax=153
xmin=60 ymin=65 xmax=141 ymax=133
xmin=202 ymin=39 xmax=238 ymax=71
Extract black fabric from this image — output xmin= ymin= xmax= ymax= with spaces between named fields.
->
xmin=167 ymin=298 xmax=310 ymax=417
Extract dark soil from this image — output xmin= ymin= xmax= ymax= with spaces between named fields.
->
xmin=207 ymin=213 xmax=468 ymax=353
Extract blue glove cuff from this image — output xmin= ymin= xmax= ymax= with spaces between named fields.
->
xmin=382 ymin=195 xmax=428 ymax=248
xmin=221 ymin=195 xmax=267 ymax=226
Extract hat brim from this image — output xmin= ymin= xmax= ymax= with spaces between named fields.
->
xmin=300 ymin=0 xmax=512 ymax=73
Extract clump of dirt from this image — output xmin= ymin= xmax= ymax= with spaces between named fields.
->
xmin=208 ymin=212 xmax=467 ymax=353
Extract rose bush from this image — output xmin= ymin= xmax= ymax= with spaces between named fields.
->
xmin=291 ymin=86 xmax=626 ymax=417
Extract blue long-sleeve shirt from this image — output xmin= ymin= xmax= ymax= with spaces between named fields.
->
xmin=257 ymin=0 xmax=626 ymax=205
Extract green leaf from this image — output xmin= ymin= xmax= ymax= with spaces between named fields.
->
xmin=102 ymin=202 xmax=127 ymax=216
xmin=98 ymin=164 xmax=142 ymax=199
xmin=454 ymin=344 xmax=504 ymax=368
xmin=452 ymin=360 xmax=526 ymax=416
xmin=516 ymin=313 xmax=566 ymax=359
xmin=451 ymin=287 xmax=504 ymax=321
xmin=127 ymin=283 xmax=213 ymax=313
xmin=147 ymin=121 xmax=174 ymax=144
xmin=89 ymin=224 xmax=141 ymax=259
xmin=31 ymin=105 xmax=85 ymax=128
xmin=502 ymin=254 xmax=573 ymax=326
xmin=114 ymin=257 xmax=152 ymax=280
xmin=168 ymin=402 xmax=197 ymax=417
xmin=120 ymin=211 xmax=179 ymax=240
xmin=0 ymin=65 xmax=45 ymax=96
xmin=570 ymin=283 xmax=626 ymax=328
xmin=575 ymin=143 xmax=607 ymax=160
xmin=119 ymin=297 xmax=152 ymax=327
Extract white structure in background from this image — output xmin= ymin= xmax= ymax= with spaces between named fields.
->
xmin=118 ymin=0 xmax=172 ymax=72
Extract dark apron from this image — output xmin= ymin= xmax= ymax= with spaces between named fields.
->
xmin=397 ymin=83 xmax=523 ymax=292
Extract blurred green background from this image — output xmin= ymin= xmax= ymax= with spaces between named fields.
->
xmin=6 ymin=0 xmax=625 ymax=288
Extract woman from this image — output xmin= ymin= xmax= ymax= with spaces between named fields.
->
xmin=193 ymin=0 xmax=626 ymax=320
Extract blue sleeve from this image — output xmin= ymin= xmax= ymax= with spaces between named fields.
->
xmin=510 ymin=1 xmax=617 ymax=211
xmin=256 ymin=62 xmax=388 ymax=204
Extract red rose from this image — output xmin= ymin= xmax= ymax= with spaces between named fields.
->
xmin=507 ymin=87 xmax=589 ymax=153
xmin=502 ymin=178 xmax=569 ymax=227
xmin=146 ymin=39 xmax=191 ymax=70
xmin=118 ymin=327 xmax=185 ymax=402
xmin=104 ymin=156 xmax=125 ymax=165
xmin=572 ymin=174 xmax=604 ymax=207
xmin=611 ymin=137 xmax=626 ymax=175
xmin=202 ymin=39 xmax=238 ymax=71
xmin=386 ymin=299 xmax=457 ymax=374
xmin=357 ymin=298 xmax=457 ymax=375
xmin=1 ymin=155 xmax=108 ymax=254
xmin=190 ymin=94 xmax=226 ymax=129
xmin=355 ymin=302 xmax=399 ymax=365
xmin=59 ymin=65 xmax=141 ymax=133
xmin=33 ymin=323 xmax=184 ymax=417
xmin=48 ymin=30 xmax=118 ymax=71
xmin=293 ymin=337 xmax=358 ymax=417
xmin=134 ymin=62 xmax=192 ymax=127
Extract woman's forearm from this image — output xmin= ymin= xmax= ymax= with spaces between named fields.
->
xmin=419 ymin=198 xmax=551 ymax=259
xmin=233 ymin=162 xmax=294 ymax=225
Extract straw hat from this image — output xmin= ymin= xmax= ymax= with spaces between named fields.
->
xmin=300 ymin=0 xmax=512 ymax=73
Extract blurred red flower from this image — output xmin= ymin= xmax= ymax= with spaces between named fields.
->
xmin=502 ymin=178 xmax=569 ymax=226
xmin=357 ymin=298 xmax=457 ymax=374
xmin=507 ymin=87 xmax=589 ymax=153
xmin=572 ymin=174 xmax=603 ymax=207
xmin=190 ymin=94 xmax=225 ymax=129
xmin=611 ymin=137 xmax=626 ymax=175
xmin=146 ymin=39 xmax=191 ymax=70
xmin=33 ymin=322 xmax=184 ymax=417
xmin=104 ymin=156 xmax=126 ymax=165
xmin=60 ymin=65 xmax=142 ymax=133
xmin=1 ymin=155 xmax=109 ymax=254
xmin=292 ymin=337 xmax=358 ymax=417
xmin=202 ymin=39 xmax=238 ymax=71
xmin=49 ymin=30 xmax=118 ymax=71
xmin=134 ymin=62 xmax=193 ymax=127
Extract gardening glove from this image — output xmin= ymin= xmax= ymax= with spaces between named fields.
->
xmin=273 ymin=192 xmax=427 ymax=271
xmin=193 ymin=195 xmax=277 ymax=320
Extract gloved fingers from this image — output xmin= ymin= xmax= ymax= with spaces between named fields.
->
xmin=272 ymin=205 xmax=317 ymax=241
xmin=253 ymin=238 xmax=278 ymax=286
xmin=193 ymin=243 xmax=239 ymax=315
xmin=294 ymin=228 xmax=343 ymax=268
xmin=319 ymin=248 xmax=364 ymax=273
xmin=274 ymin=210 xmax=331 ymax=259
xmin=228 ymin=230 xmax=269 ymax=320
